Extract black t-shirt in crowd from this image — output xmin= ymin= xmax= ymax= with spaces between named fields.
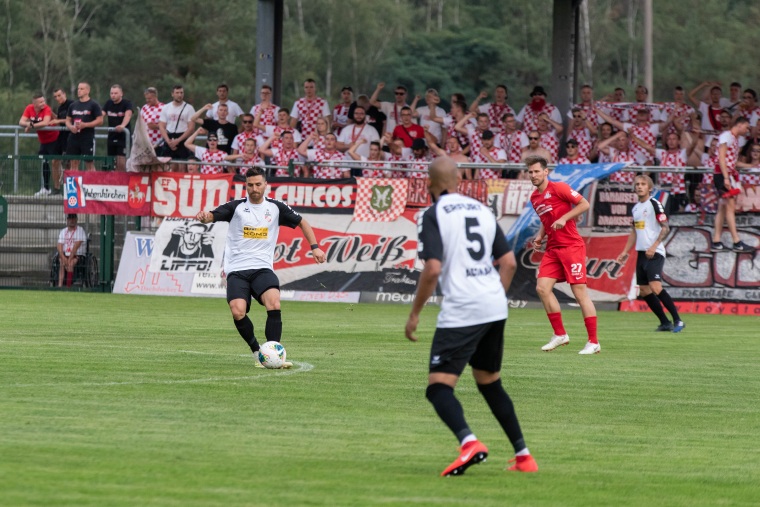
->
xmin=201 ymin=118 xmax=239 ymax=154
xmin=103 ymin=98 xmax=133 ymax=141
xmin=68 ymin=99 xmax=103 ymax=139
xmin=57 ymin=99 xmax=75 ymax=141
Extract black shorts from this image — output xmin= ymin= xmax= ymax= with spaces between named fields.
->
xmin=226 ymin=268 xmax=280 ymax=312
xmin=713 ymin=173 xmax=726 ymax=194
xmin=636 ymin=251 xmax=665 ymax=286
xmin=39 ymin=141 xmax=58 ymax=156
xmin=429 ymin=319 xmax=506 ymax=375
xmin=107 ymin=133 xmax=127 ymax=156
xmin=66 ymin=135 xmax=95 ymax=156
xmin=56 ymin=133 xmax=69 ymax=155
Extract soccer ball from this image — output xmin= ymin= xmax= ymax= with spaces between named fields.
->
xmin=258 ymin=341 xmax=286 ymax=369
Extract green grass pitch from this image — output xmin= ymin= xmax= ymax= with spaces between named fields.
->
xmin=1 ymin=291 xmax=758 ymax=506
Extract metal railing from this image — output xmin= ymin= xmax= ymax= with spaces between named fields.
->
xmin=0 ymin=125 xmax=131 ymax=191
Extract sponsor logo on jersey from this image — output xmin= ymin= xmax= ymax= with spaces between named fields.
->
xmin=534 ymin=203 xmax=553 ymax=216
xmin=243 ymin=226 xmax=268 ymax=239
xmin=634 ymin=220 xmax=645 ymax=229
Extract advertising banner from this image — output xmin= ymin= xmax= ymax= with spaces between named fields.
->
xmin=64 ymin=171 xmax=151 ymax=216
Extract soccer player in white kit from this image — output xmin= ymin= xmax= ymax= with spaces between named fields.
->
xmin=405 ymin=157 xmax=537 ymax=476
xmin=196 ymin=168 xmax=326 ymax=367
xmin=616 ymin=175 xmax=685 ymax=332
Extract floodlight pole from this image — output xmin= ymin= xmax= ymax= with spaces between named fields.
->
xmin=643 ymin=0 xmax=653 ymax=98
xmin=256 ymin=0 xmax=284 ymax=105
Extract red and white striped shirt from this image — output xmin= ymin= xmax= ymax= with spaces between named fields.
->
xmin=194 ymin=147 xmax=227 ymax=175
xmin=478 ymin=102 xmax=514 ymax=132
xmin=140 ymin=102 xmax=165 ymax=145
xmin=655 ymin=148 xmax=687 ymax=194
xmin=307 ymin=149 xmax=346 ymax=179
xmin=291 ymin=97 xmax=330 ymax=138
xmin=539 ymin=131 xmax=560 ymax=163
xmin=499 ymin=130 xmax=529 ymax=163
xmin=250 ymin=103 xmax=280 ymax=131
xmin=623 ymin=122 xmax=660 ymax=165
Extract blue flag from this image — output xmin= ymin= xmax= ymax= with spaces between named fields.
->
xmin=505 ymin=163 xmax=628 ymax=250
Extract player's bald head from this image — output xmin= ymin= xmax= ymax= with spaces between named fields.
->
xmin=428 ymin=157 xmax=460 ymax=196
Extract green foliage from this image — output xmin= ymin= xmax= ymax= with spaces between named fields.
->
xmin=2 ymin=291 xmax=760 ymax=505
xmin=0 ymin=0 xmax=760 ymax=126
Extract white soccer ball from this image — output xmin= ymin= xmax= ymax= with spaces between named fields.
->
xmin=258 ymin=341 xmax=286 ymax=369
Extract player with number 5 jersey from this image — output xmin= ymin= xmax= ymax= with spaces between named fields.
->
xmin=526 ymin=156 xmax=600 ymax=355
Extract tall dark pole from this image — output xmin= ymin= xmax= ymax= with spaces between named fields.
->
xmin=256 ymin=0 xmax=284 ymax=105
xmin=550 ymin=0 xmax=581 ymax=137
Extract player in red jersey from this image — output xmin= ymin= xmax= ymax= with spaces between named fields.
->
xmin=526 ymin=156 xmax=600 ymax=355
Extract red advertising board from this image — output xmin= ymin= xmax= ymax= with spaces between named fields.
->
xmin=63 ymin=171 xmax=151 ymax=216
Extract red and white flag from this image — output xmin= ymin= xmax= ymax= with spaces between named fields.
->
xmin=352 ymin=178 xmax=408 ymax=222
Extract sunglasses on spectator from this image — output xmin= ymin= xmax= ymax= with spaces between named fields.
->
xmin=529 ymin=136 xmax=539 ymax=140
xmin=395 ymin=91 xmax=406 ymax=95
xmin=242 ymin=120 xmax=253 ymax=124
xmin=573 ymin=115 xmax=583 ymax=119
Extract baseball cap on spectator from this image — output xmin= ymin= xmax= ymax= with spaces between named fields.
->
xmin=411 ymin=138 xmax=427 ymax=150
xmin=66 ymin=213 xmax=77 ymax=219
xmin=530 ymin=86 xmax=547 ymax=97
xmin=481 ymin=130 xmax=495 ymax=140
xmin=207 ymin=133 xmax=218 ymax=141
xmin=341 ymin=86 xmax=353 ymax=92
xmin=566 ymin=139 xmax=579 ymax=147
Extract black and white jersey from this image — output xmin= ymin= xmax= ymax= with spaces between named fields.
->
xmin=632 ymin=197 xmax=667 ymax=256
xmin=211 ymin=197 xmax=302 ymax=274
xmin=418 ymin=192 xmax=511 ymax=328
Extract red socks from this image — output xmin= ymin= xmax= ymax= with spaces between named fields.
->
xmin=547 ymin=312 xmax=566 ymax=336
xmin=584 ymin=316 xmax=598 ymax=344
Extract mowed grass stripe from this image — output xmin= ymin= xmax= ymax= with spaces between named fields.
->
xmin=1 ymin=291 xmax=758 ymax=507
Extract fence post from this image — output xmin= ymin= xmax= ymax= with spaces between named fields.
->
xmin=13 ymin=131 xmax=19 ymax=193
xmin=99 ymin=214 xmax=115 ymax=292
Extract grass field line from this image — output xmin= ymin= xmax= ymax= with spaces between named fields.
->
xmin=0 ymin=339 xmax=258 ymax=358
xmin=4 ymin=361 xmax=314 ymax=388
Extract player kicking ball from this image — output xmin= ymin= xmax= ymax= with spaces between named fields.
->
xmin=196 ymin=167 xmax=326 ymax=368
xmin=526 ymin=156 xmax=600 ymax=354
xmin=616 ymin=175 xmax=685 ymax=332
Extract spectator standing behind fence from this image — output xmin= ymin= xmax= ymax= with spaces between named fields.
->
xmin=258 ymin=131 xmax=305 ymax=177
xmin=57 ymin=213 xmax=87 ymax=287
xmin=206 ymin=83 xmax=244 ymax=121
xmin=19 ymin=93 xmax=59 ymax=196
xmin=249 ymin=85 xmax=280 ymax=131
xmin=184 ymin=130 xmax=233 ymax=175
xmin=336 ymin=106 xmax=379 ymax=158
xmin=332 ymin=86 xmax=354 ymax=136
xmin=102 ymin=84 xmax=133 ymax=171
xmin=290 ymin=79 xmax=330 ymax=138
xmin=158 ymin=85 xmax=196 ymax=160
xmin=414 ymin=89 xmax=446 ymax=144
xmin=65 ymin=82 xmax=103 ymax=171
xmin=191 ymin=103 xmax=239 ymax=155
xmin=711 ymin=117 xmax=755 ymax=253
xmin=469 ymin=85 xmax=515 ymax=133
xmin=50 ymin=88 xmax=74 ymax=191
xmin=516 ymin=86 xmax=562 ymax=134
xmin=370 ymin=82 xmax=410 ymax=135
xmin=297 ymin=132 xmax=348 ymax=179
xmin=231 ymin=114 xmax=259 ymax=156
xmin=140 ymin=87 xmax=164 ymax=148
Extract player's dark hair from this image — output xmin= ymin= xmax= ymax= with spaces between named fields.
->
xmin=245 ymin=167 xmax=266 ymax=179
xmin=172 ymin=85 xmax=184 ymax=92
xmin=524 ymin=155 xmax=548 ymax=169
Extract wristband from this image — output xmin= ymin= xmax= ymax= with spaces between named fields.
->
xmin=310 ymin=243 xmax=319 ymax=250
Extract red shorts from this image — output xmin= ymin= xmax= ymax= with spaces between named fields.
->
xmin=537 ymin=244 xmax=587 ymax=284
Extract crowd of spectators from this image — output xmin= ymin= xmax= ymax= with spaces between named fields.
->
xmin=19 ymin=79 xmax=760 ymax=211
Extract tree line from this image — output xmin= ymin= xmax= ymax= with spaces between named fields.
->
xmin=1 ymin=0 xmax=759 ymax=127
